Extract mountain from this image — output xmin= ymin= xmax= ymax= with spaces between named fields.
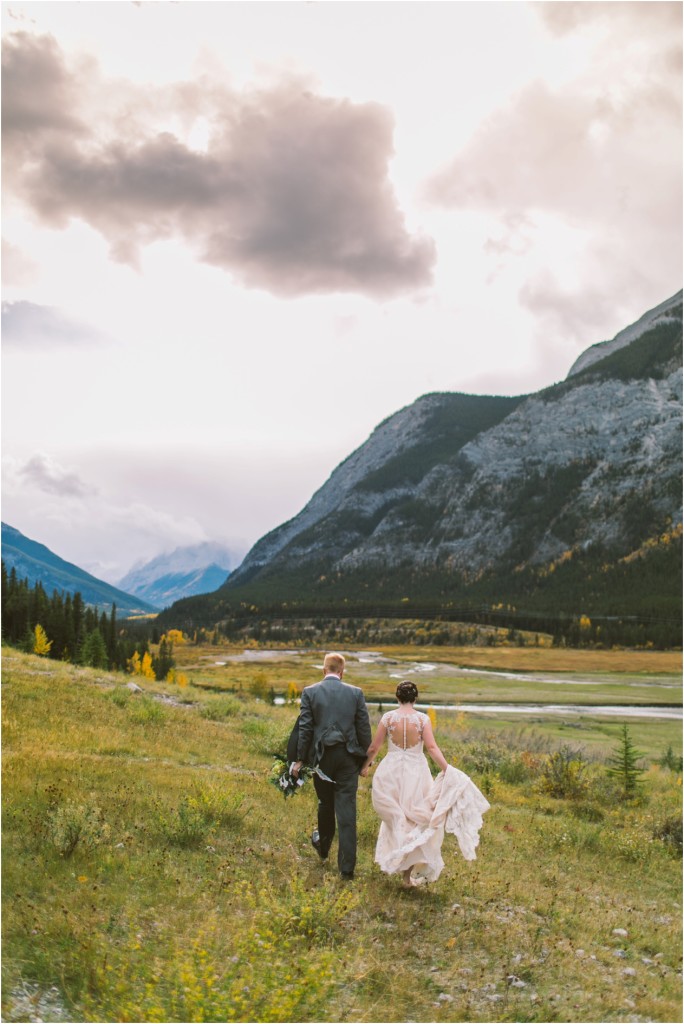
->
xmin=567 ymin=292 xmax=682 ymax=377
xmin=1 ymin=523 xmax=157 ymax=617
xmin=117 ymin=542 xmax=233 ymax=609
xmin=159 ymin=291 xmax=682 ymax=636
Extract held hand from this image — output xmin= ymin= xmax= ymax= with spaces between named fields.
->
xmin=359 ymin=766 xmax=369 ymax=777
xmin=290 ymin=761 xmax=303 ymax=778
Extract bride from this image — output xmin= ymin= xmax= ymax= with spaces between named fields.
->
xmin=361 ymin=681 xmax=490 ymax=887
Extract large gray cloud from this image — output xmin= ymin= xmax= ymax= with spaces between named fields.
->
xmin=2 ymin=300 xmax=111 ymax=347
xmin=2 ymin=32 xmax=435 ymax=298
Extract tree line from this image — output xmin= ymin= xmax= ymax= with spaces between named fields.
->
xmin=1 ymin=562 xmax=179 ymax=679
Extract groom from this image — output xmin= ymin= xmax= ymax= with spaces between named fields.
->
xmin=291 ymin=652 xmax=372 ymax=880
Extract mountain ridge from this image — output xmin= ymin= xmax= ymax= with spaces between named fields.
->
xmin=223 ymin=293 xmax=681 ymax=594
xmin=157 ymin=291 xmax=682 ymax=639
xmin=1 ymin=523 xmax=156 ymax=617
xmin=567 ymin=290 xmax=682 ymax=377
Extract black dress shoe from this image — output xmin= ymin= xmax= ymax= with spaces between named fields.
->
xmin=340 ymin=872 xmax=354 ymax=881
xmin=311 ymin=829 xmax=327 ymax=860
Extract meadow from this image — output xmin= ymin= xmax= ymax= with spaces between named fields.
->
xmin=2 ymin=643 xmax=682 ymax=1023
xmin=174 ymin=642 xmax=682 ymax=707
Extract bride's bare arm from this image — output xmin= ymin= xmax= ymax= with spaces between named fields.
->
xmin=360 ymin=721 xmax=387 ymax=776
xmin=422 ymin=719 xmax=449 ymax=772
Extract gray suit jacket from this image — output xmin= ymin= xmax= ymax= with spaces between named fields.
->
xmin=297 ymin=675 xmax=372 ymax=766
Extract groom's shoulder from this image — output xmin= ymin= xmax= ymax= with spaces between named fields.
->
xmin=342 ymin=681 xmax=365 ymax=698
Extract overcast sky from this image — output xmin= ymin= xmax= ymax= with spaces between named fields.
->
xmin=2 ymin=1 xmax=681 ymax=583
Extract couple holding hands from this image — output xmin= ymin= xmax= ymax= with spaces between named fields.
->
xmin=290 ymin=653 xmax=489 ymax=886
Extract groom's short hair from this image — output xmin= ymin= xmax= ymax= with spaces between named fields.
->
xmin=324 ymin=652 xmax=345 ymax=675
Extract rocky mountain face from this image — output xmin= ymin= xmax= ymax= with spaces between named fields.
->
xmin=1 ymin=523 xmax=156 ymax=617
xmin=117 ymin=542 xmax=233 ymax=610
xmin=567 ymin=292 xmax=682 ymax=376
xmin=164 ymin=291 xmax=682 ymax=631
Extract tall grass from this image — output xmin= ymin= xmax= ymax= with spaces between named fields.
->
xmin=2 ymin=647 xmax=682 ymax=1023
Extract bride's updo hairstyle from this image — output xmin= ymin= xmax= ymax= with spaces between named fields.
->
xmin=396 ymin=681 xmax=418 ymax=704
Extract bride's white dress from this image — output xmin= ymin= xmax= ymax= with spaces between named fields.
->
xmin=372 ymin=709 xmax=490 ymax=884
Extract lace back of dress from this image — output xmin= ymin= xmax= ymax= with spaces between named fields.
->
xmin=385 ymin=710 xmax=424 ymax=750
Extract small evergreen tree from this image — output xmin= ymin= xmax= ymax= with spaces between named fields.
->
xmin=80 ymin=629 xmax=109 ymax=669
xmin=607 ymin=724 xmax=646 ymax=798
xmin=108 ymin=602 xmax=118 ymax=663
xmin=153 ymin=636 xmax=175 ymax=681
xmin=659 ymin=745 xmax=684 ymax=772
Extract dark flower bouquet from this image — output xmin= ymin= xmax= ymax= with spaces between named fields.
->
xmin=269 ymin=753 xmax=333 ymax=798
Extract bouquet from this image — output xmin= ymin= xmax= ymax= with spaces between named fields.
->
xmin=269 ymin=753 xmax=333 ymax=798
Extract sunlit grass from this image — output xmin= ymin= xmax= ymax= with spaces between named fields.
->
xmin=2 ymin=647 xmax=681 ymax=1023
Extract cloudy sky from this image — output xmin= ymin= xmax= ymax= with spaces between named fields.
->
xmin=2 ymin=1 xmax=681 ymax=583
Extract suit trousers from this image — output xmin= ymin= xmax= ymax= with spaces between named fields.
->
xmin=313 ymin=744 xmax=360 ymax=877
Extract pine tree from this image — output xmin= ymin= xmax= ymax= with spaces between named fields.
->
xmin=63 ymin=594 xmax=76 ymax=661
xmin=1 ymin=561 xmax=8 ymax=612
xmin=72 ymin=592 xmax=84 ymax=653
xmin=80 ymin=629 xmax=108 ymax=669
xmin=108 ymin=603 xmax=117 ymax=664
xmin=29 ymin=581 xmax=49 ymax=633
xmin=607 ymin=724 xmax=646 ymax=798
xmin=153 ymin=636 xmax=175 ymax=681
xmin=49 ymin=590 xmax=67 ymax=660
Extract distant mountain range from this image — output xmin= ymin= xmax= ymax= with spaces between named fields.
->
xmin=1 ymin=525 xmax=234 ymax=615
xmin=116 ymin=542 xmax=232 ymax=610
xmin=159 ymin=290 xmax=682 ymax=635
xmin=1 ymin=523 xmax=156 ymax=617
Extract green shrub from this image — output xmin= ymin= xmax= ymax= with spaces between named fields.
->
xmin=658 ymin=745 xmax=683 ymax=772
xmin=46 ymin=799 xmax=111 ymax=857
xmin=199 ymin=696 xmax=242 ymax=721
xmin=496 ymin=753 xmax=537 ymax=785
xmin=459 ymin=740 xmax=507 ymax=775
xmin=651 ymin=814 xmax=683 ymax=856
xmin=129 ymin=696 xmax=166 ymax=726
xmin=248 ymin=876 xmax=359 ymax=944
xmin=107 ymin=687 xmax=131 ymax=708
xmin=157 ymin=795 xmax=214 ymax=847
xmin=190 ymin=782 xmax=248 ymax=829
xmin=570 ymin=801 xmax=605 ymax=823
xmin=537 ymin=746 xmax=588 ymax=799
xmin=604 ymin=821 xmax=652 ymax=863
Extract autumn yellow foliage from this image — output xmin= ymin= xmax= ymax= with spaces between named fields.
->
xmin=33 ymin=624 xmax=52 ymax=657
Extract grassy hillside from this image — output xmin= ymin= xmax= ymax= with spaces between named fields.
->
xmin=2 ymin=648 xmax=682 ymax=1023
